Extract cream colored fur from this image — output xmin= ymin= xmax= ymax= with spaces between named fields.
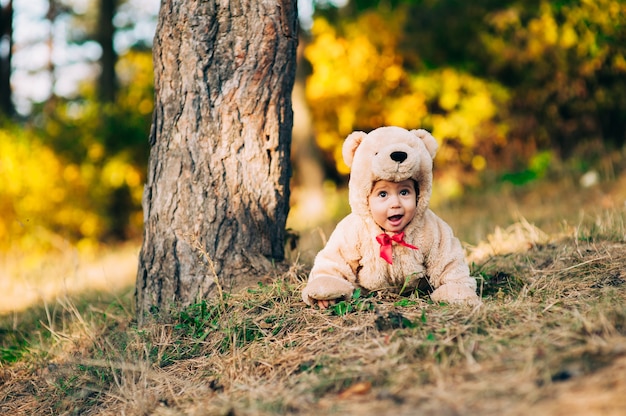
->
xmin=302 ymin=126 xmax=480 ymax=305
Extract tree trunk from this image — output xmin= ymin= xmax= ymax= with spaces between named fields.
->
xmin=136 ymin=0 xmax=298 ymax=322
xmin=0 ymin=0 xmax=14 ymax=117
xmin=96 ymin=0 xmax=117 ymax=103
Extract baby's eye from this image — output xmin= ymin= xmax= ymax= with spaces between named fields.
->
xmin=378 ymin=191 xmax=388 ymax=198
xmin=400 ymin=189 xmax=411 ymax=196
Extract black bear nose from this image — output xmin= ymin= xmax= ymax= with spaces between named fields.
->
xmin=390 ymin=151 xmax=407 ymax=163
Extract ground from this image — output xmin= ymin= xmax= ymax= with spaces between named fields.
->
xmin=1 ymin=171 xmax=626 ymax=415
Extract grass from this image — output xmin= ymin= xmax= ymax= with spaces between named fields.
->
xmin=2 ymin=173 xmax=626 ymax=415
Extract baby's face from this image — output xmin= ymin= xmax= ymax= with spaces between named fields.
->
xmin=368 ymin=179 xmax=417 ymax=233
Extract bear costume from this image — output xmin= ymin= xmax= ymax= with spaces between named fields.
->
xmin=302 ymin=126 xmax=480 ymax=306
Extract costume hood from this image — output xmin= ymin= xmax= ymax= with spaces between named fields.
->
xmin=342 ymin=126 xmax=438 ymax=222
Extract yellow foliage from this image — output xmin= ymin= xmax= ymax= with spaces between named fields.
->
xmin=385 ymin=93 xmax=427 ymax=128
xmin=483 ymin=0 xmax=624 ymax=69
xmin=0 ymin=130 xmax=77 ymax=250
xmin=431 ymin=171 xmax=464 ymax=204
xmin=305 ymin=11 xmax=510 ymax=193
xmin=472 ymin=155 xmax=487 ymax=171
xmin=116 ymin=51 xmax=155 ymax=115
xmin=0 ymin=127 xmax=145 ymax=252
xmin=383 ymin=64 xmax=402 ymax=85
xmin=102 ymin=157 xmax=129 ymax=188
xmin=613 ymin=54 xmax=626 ymax=72
xmin=0 ymin=49 xmax=151 ymax=252
xmin=410 ymin=69 xmax=506 ymax=166
xmin=335 ymin=146 xmax=350 ymax=175
xmin=63 ymin=164 xmax=80 ymax=182
xmin=102 ymin=153 xmax=144 ymax=191
xmin=560 ymin=24 xmax=578 ymax=49
xmin=139 ymin=99 xmax=153 ymax=115
xmin=79 ymin=214 xmax=102 ymax=238
xmin=88 ymin=143 xmax=105 ymax=161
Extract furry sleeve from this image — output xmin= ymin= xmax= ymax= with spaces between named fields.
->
xmin=301 ymin=215 xmax=362 ymax=305
xmin=420 ymin=210 xmax=480 ymax=304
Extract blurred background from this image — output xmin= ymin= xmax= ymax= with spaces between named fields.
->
xmin=1 ymin=0 xmax=626 ymax=311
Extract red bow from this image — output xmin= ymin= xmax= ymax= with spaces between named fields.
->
xmin=376 ymin=232 xmax=418 ymax=265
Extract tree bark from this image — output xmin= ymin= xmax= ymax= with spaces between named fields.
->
xmin=136 ymin=0 xmax=298 ymax=322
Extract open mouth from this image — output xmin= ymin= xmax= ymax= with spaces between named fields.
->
xmin=388 ymin=214 xmax=403 ymax=222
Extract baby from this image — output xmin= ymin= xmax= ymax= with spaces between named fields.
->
xmin=301 ymin=126 xmax=480 ymax=308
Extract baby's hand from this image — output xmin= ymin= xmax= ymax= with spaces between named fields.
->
xmin=313 ymin=298 xmax=337 ymax=309
xmin=302 ymin=275 xmax=354 ymax=307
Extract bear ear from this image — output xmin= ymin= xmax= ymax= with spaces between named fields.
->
xmin=342 ymin=131 xmax=367 ymax=167
xmin=410 ymin=129 xmax=438 ymax=159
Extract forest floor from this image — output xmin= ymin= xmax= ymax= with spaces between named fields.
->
xmin=2 ymin=166 xmax=626 ymax=415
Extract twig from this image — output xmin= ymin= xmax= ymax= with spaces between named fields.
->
xmin=535 ymin=255 xmax=611 ymax=275
xmin=184 ymin=232 xmax=225 ymax=305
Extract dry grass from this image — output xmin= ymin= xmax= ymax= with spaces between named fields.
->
xmin=2 ymin=172 xmax=626 ymax=415
xmin=2 ymin=224 xmax=626 ymax=415
xmin=0 ymin=241 xmax=139 ymax=314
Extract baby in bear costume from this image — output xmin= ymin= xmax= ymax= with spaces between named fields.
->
xmin=302 ymin=126 xmax=480 ymax=308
